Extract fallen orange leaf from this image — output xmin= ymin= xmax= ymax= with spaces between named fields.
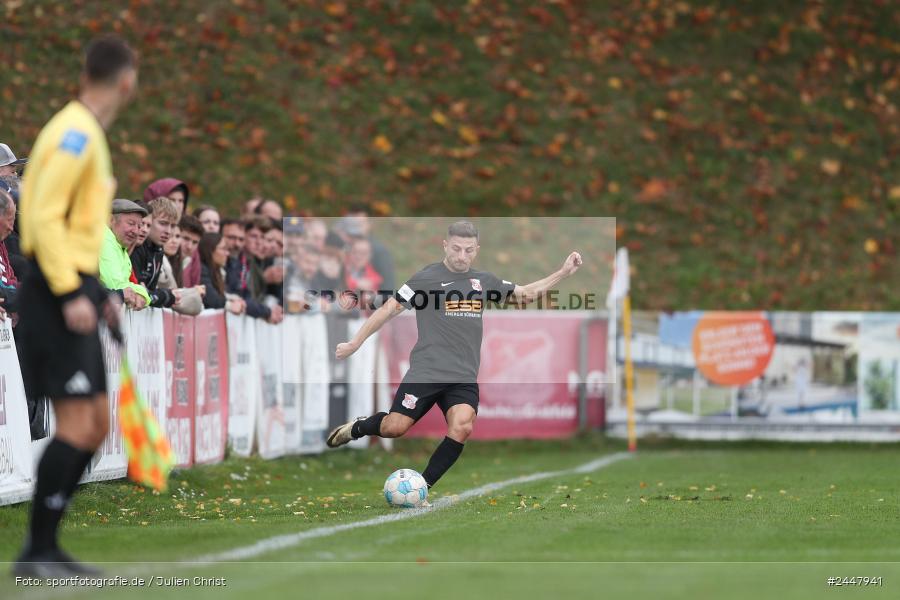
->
xmin=820 ymin=158 xmax=841 ymax=176
xmin=373 ymin=135 xmax=393 ymax=153
xmin=458 ymin=125 xmax=479 ymax=145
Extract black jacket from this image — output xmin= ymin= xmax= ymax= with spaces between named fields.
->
xmin=225 ymin=254 xmax=271 ymax=319
xmin=131 ymin=239 xmax=176 ymax=308
xmin=200 ymin=263 xmax=227 ymax=310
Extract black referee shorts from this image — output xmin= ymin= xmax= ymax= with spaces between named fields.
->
xmin=390 ymin=381 xmax=479 ymax=422
xmin=17 ymin=266 xmax=108 ymax=401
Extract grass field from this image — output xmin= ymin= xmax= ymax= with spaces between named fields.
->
xmin=2 ymin=436 xmax=899 ymax=599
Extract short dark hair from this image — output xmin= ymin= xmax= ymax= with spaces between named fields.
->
xmin=192 ymin=204 xmax=218 ymax=219
xmin=220 ymin=218 xmax=245 ymax=230
xmin=178 ymin=214 xmax=203 ymax=236
xmin=345 ymin=203 xmax=369 ymax=215
xmin=134 ymin=199 xmax=150 ymax=212
xmin=84 ymin=35 xmax=136 ymax=84
xmin=447 ymin=220 xmax=478 ymax=240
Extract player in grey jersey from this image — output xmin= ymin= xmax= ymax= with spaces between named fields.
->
xmin=327 ymin=220 xmax=582 ymax=490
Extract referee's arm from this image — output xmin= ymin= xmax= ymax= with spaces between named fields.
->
xmin=335 ymin=296 xmax=405 ymax=360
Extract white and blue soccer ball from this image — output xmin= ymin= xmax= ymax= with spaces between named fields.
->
xmin=383 ymin=469 xmax=428 ymax=508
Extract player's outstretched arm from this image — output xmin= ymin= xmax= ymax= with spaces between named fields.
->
xmin=335 ymin=296 xmax=406 ymax=360
xmin=511 ymin=251 xmax=582 ymax=304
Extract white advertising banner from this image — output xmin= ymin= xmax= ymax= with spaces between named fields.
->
xmin=226 ymin=314 xmax=259 ymax=458
xmin=255 ymin=321 xmax=285 ymax=459
xmin=281 ymin=316 xmax=303 ymax=454
xmin=347 ymin=319 xmax=376 ymax=450
xmin=299 ymin=314 xmax=330 ymax=453
xmin=125 ymin=309 xmax=168 ymax=432
xmin=82 ymin=320 xmax=127 ymax=483
xmin=0 ymin=321 xmax=35 ymax=506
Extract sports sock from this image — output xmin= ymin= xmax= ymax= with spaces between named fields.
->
xmin=351 ymin=412 xmax=387 ymax=439
xmin=422 ymin=436 xmax=465 ymax=488
xmin=27 ymin=438 xmax=87 ymax=554
xmin=62 ymin=448 xmax=96 ymax=500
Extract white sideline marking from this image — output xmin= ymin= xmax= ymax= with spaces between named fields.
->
xmin=189 ymin=452 xmax=632 ymax=563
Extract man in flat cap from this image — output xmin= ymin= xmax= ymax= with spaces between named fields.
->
xmin=98 ymin=199 xmax=151 ymax=309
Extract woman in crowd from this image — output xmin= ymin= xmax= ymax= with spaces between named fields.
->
xmin=194 ymin=204 xmax=221 ymax=234
xmin=198 ymin=232 xmax=245 ymax=315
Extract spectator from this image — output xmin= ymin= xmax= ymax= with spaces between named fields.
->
xmin=198 ymin=232 xmax=244 ymax=314
xmin=0 ymin=188 xmax=19 ymax=320
xmin=241 ymin=197 xmax=262 ymax=220
xmin=156 ymin=219 xmax=204 ymax=316
xmin=131 ymin=196 xmax=179 ymax=308
xmin=303 ymin=218 xmax=327 ymax=251
xmin=1 ymin=175 xmax=27 ymax=281
xmin=285 ymin=244 xmax=316 ymax=313
xmin=262 ymin=219 xmax=284 ymax=305
xmin=283 ymin=216 xmax=304 ymax=254
xmin=317 ymin=230 xmax=346 ymax=292
xmin=264 ymin=221 xmax=284 ymax=260
xmin=130 ymin=199 xmax=152 ymax=253
xmin=343 ymin=205 xmax=395 ymax=294
xmin=0 ymin=175 xmax=23 ymax=260
xmin=179 ymin=214 xmax=203 ymax=287
xmin=0 ymin=143 xmax=27 ymax=177
xmin=344 ymin=236 xmax=383 ymax=304
xmin=193 ymin=204 xmax=220 ymax=233
xmin=253 ymin=197 xmax=283 ymax=222
xmin=244 ymin=216 xmax=272 ymax=302
xmin=158 ymin=221 xmax=182 ymax=288
xmin=99 ymin=199 xmax=150 ymax=310
xmin=143 ymin=177 xmax=189 ymax=219
xmin=222 ymin=218 xmax=282 ymax=323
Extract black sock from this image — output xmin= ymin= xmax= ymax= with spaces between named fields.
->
xmin=351 ymin=412 xmax=387 ymax=439
xmin=62 ymin=448 xmax=96 ymax=499
xmin=422 ymin=436 xmax=465 ymax=488
xmin=27 ymin=438 xmax=87 ymax=554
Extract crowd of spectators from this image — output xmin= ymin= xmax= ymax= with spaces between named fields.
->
xmin=0 ymin=142 xmax=396 ymax=327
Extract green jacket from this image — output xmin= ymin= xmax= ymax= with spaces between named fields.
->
xmin=99 ymin=226 xmax=151 ymax=305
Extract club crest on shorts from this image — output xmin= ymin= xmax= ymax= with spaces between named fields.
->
xmin=402 ymin=393 xmax=419 ymax=410
xmin=470 ymin=278 xmax=482 ymax=292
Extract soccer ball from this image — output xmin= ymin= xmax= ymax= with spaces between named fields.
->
xmin=383 ymin=469 xmax=428 ymax=508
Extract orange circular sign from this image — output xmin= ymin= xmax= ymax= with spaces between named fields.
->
xmin=691 ymin=312 xmax=775 ymax=386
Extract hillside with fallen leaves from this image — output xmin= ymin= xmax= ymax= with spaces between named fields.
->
xmin=2 ymin=0 xmax=898 ymax=309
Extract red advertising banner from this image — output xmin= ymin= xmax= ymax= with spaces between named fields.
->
xmin=193 ymin=311 xmax=229 ymax=464
xmin=383 ymin=312 xmax=606 ymax=439
xmin=163 ymin=311 xmax=195 ymax=468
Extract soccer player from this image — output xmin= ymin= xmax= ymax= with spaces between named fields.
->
xmin=14 ymin=35 xmax=138 ymax=576
xmin=327 ymin=220 xmax=582 ymax=491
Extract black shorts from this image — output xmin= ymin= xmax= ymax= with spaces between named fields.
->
xmin=390 ymin=381 xmax=479 ymax=422
xmin=16 ymin=266 xmax=108 ymax=400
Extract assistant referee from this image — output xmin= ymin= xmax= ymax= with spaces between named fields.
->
xmin=13 ymin=35 xmax=138 ymax=577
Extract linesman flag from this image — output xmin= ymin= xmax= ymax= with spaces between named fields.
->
xmin=118 ymin=358 xmax=175 ymax=491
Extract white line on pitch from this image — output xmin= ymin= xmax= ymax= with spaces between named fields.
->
xmin=188 ymin=452 xmax=632 ymax=564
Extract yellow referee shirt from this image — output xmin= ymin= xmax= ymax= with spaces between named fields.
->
xmin=20 ymin=100 xmax=116 ymax=298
